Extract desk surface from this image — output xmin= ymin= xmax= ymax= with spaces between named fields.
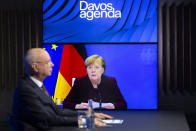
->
xmin=50 ymin=110 xmax=190 ymax=131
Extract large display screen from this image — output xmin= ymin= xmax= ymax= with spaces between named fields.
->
xmin=43 ymin=44 xmax=157 ymax=109
xmin=43 ymin=0 xmax=158 ymax=109
xmin=43 ymin=0 xmax=157 ymax=43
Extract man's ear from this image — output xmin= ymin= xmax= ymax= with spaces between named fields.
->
xmin=31 ymin=63 xmax=39 ymax=73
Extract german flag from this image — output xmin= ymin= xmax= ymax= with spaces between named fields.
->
xmin=43 ymin=44 xmax=87 ymax=102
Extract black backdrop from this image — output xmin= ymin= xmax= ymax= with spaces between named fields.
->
xmin=0 ymin=0 xmax=196 ymax=130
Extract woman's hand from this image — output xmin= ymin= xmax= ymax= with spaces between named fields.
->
xmin=94 ymin=113 xmax=113 ymax=127
xmin=94 ymin=113 xmax=113 ymax=119
xmin=104 ymin=103 xmax=115 ymax=109
xmin=75 ymin=103 xmax=88 ymax=109
xmin=94 ymin=117 xmax=106 ymax=127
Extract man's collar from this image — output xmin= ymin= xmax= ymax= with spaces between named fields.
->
xmin=30 ymin=76 xmax=43 ymax=88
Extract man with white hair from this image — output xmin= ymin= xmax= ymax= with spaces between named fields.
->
xmin=11 ymin=48 xmax=112 ymax=130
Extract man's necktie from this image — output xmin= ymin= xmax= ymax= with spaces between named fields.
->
xmin=42 ymin=85 xmax=50 ymax=97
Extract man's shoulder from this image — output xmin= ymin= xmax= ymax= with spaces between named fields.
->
xmin=13 ymin=76 xmax=38 ymax=102
xmin=17 ymin=76 xmax=36 ymax=92
xmin=18 ymin=76 xmax=31 ymax=86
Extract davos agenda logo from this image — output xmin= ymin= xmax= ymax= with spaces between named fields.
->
xmin=80 ymin=1 xmax=121 ymax=20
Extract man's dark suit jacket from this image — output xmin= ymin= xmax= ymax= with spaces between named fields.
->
xmin=63 ymin=75 xmax=127 ymax=109
xmin=12 ymin=76 xmax=78 ymax=130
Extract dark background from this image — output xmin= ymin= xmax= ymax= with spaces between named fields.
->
xmin=0 ymin=0 xmax=196 ymax=130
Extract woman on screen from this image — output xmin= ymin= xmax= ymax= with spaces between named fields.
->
xmin=63 ymin=55 xmax=127 ymax=109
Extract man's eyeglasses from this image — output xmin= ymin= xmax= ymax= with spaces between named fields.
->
xmin=35 ymin=60 xmax=53 ymax=65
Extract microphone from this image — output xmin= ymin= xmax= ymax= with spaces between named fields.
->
xmin=97 ymin=84 xmax=102 ymax=109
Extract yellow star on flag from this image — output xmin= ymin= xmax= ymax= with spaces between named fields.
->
xmin=52 ymin=44 xmax=58 ymax=51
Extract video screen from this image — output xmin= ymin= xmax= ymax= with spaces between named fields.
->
xmin=43 ymin=44 xmax=157 ymax=109
xmin=43 ymin=0 xmax=157 ymax=43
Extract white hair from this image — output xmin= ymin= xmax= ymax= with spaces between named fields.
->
xmin=23 ymin=48 xmax=48 ymax=75
xmin=23 ymin=51 xmax=38 ymax=74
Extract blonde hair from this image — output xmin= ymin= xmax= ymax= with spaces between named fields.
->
xmin=85 ymin=55 xmax=106 ymax=70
